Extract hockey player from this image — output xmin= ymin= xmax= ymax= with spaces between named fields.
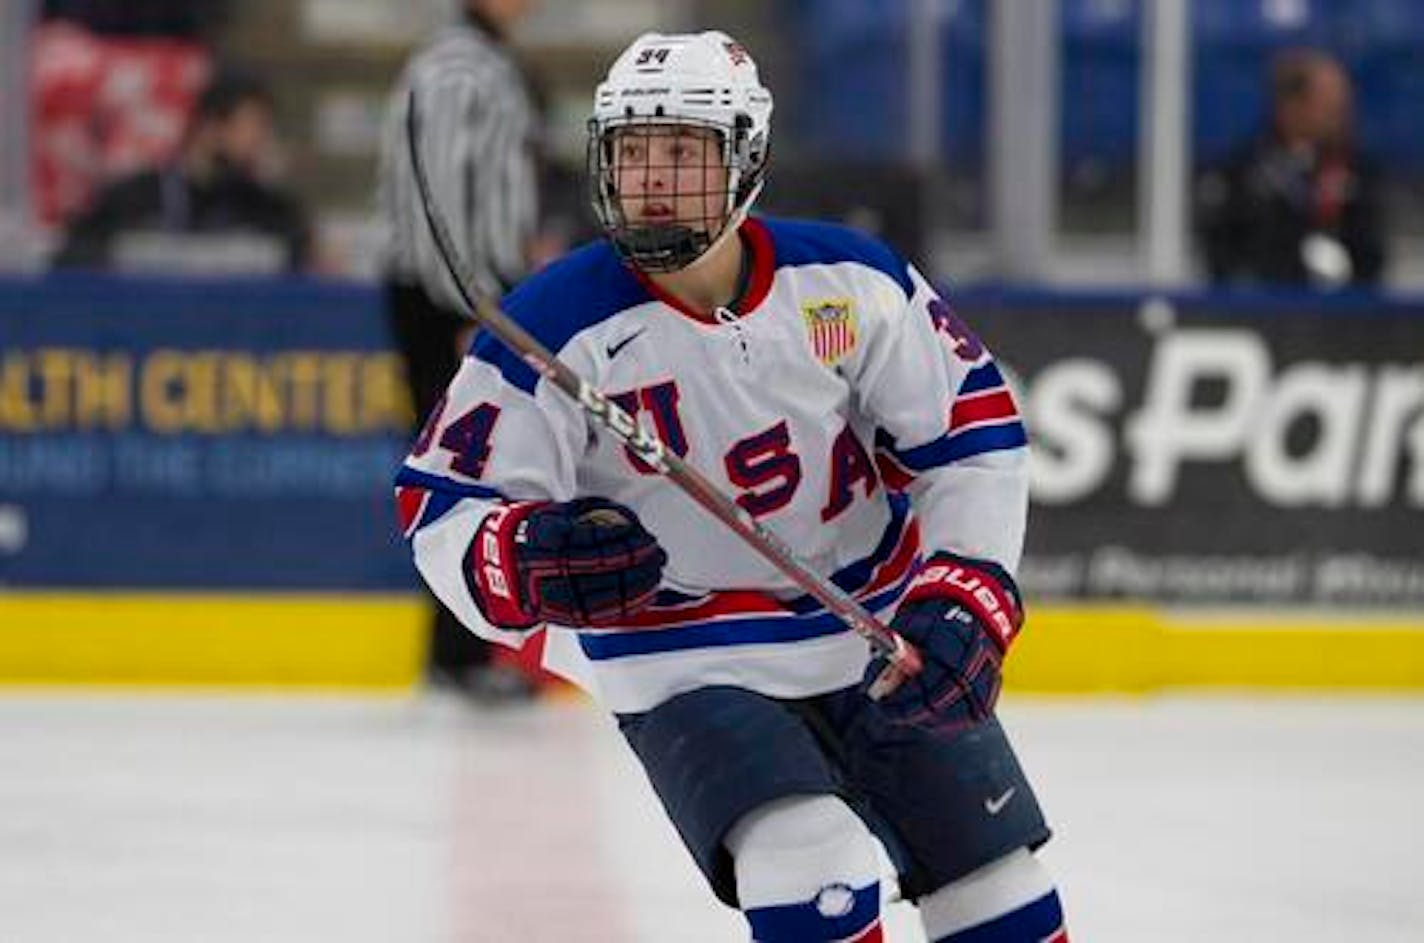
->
xmin=396 ymin=30 xmax=1069 ymax=942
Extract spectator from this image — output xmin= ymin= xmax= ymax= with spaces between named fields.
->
xmin=377 ymin=0 xmax=542 ymax=703
xmin=1196 ymin=48 xmax=1387 ymax=288
xmin=53 ymin=68 xmax=312 ymax=275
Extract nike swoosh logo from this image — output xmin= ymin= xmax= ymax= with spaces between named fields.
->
xmin=984 ymin=787 xmax=1016 ymax=816
xmin=606 ymin=329 xmax=646 ymax=360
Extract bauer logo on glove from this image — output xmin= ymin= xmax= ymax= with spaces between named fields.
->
xmin=864 ymin=550 xmax=1025 ymax=736
xmin=464 ymin=497 xmax=668 ymax=630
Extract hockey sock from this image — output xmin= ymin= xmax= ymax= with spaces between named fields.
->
xmin=919 ymin=848 xmax=1068 ymax=942
xmin=726 ymin=794 xmax=883 ymax=942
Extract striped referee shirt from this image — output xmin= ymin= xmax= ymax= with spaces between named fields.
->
xmin=378 ymin=12 xmax=538 ymax=311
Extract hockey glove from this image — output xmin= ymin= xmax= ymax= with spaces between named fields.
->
xmin=465 ymin=497 xmax=667 ymax=630
xmin=864 ymin=551 xmax=1024 ymax=736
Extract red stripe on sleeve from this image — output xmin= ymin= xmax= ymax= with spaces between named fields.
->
xmin=950 ymin=389 xmax=1019 ymax=431
xmin=395 ymin=486 xmax=430 ymax=537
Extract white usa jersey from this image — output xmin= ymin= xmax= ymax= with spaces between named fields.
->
xmin=396 ymin=217 xmax=1028 ymax=714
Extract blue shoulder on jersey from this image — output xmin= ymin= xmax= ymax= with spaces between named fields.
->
xmin=762 ymin=217 xmax=915 ymax=298
xmin=471 ymin=239 xmax=650 ymax=393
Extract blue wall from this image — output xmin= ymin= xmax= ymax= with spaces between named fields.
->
xmin=785 ymin=0 xmax=1424 ymax=172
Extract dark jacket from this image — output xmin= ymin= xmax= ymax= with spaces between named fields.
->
xmin=54 ymin=165 xmax=311 ymax=273
xmin=1196 ymin=137 xmax=1386 ymax=287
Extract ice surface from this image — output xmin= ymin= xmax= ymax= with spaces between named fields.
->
xmin=0 ymin=692 xmax=1419 ymax=942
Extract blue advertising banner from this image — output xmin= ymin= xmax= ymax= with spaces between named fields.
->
xmin=0 ymin=275 xmax=417 ymax=590
xmin=5 ymin=276 xmax=1422 ymax=604
xmin=3 ymin=276 xmax=1422 ymax=690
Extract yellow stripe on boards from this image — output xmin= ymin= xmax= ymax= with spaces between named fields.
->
xmin=1007 ymin=607 xmax=1424 ymax=692
xmin=1 ymin=595 xmax=1422 ymax=691
xmin=0 ymin=593 xmax=425 ymax=688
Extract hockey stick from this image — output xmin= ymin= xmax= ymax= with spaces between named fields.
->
xmin=404 ymin=90 xmax=921 ymax=696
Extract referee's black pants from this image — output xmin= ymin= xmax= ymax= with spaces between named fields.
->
xmin=384 ymin=278 xmax=492 ymax=675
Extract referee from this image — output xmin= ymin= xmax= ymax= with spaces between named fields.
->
xmin=378 ymin=0 xmax=540 ymax=702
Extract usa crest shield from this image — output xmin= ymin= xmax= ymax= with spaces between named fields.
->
xmin=802 ymin=299 xmax=857 ymax=365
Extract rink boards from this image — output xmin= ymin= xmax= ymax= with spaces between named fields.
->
xmin=2 ymin=593 xmax=1424 ymax=690
xmin=2 ymin=276 xmax=1421 ymax=690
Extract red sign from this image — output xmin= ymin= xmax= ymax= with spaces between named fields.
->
xmin=30 ymin=21 xmax=211 ymax=226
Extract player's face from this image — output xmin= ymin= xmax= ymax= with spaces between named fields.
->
xmin=610 ymin=125 xmax=728 ymax=235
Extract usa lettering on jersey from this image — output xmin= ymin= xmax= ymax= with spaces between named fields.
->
xmin=397 ymin=217 xmax=1029 ymax=713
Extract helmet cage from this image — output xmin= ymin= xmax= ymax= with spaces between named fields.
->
xmin=587 ymin=112 xmax=768 ymax=273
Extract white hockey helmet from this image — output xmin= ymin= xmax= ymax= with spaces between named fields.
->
xmin=588 ymin=30 xmax=774 ymax=272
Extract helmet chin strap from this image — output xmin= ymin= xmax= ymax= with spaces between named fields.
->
xmin=678 ymin=177 xmax=764 ymax=275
